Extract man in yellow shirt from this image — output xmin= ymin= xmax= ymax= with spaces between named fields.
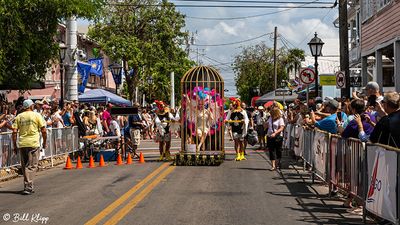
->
xmin=12 ymin=99 xmax=47 ymax=195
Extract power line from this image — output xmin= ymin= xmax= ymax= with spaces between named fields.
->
xmin=109 ymin=1 xmax=337 ymax=8
xmin=185 ymin=8 xmax=298 ymax=20
xmin=295 ymin=8 xmax=334 ymax=48
xmin=173 ymin=0 xmax=334 ymax=4
xmin=192 ymin=32 xmax=272 ymax=47
xmin=182 ymin=0 xmax=332 ymax=20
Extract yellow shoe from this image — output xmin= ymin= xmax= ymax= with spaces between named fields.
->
xmin=159 ymin=154 xmax=164 ymax=161
xmin=240 ymin=152 xmax=247 ymax=160
xmin=166 ymin=152 xmax=173 ymax=161
xmin=235 ymin=153 xmax=241 ymax=161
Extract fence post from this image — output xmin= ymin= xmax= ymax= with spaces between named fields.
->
xmin=49 ymin=128 xmax=54 ymax=167
xmin=326 ymin=133 xmax=331 ymax=187
xmin=397 ymin=151 xmax=400 ymax=225
xmin=311 ymin=129 xmax=315 ymax=184
xmin=363 ymin=143 xmax=368 ymax=224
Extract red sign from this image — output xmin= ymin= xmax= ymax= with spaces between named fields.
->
xmin=299 ymin=68 xmax=316 ymax=85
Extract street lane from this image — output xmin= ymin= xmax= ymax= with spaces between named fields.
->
xmin=0 ymin=138 xmax=366 ymax=225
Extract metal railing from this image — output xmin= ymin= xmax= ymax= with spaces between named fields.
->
xmin=284 ymin=125 xmax=400 ymax=224
xmin=0 ymin=126 xmax=79 ymax=169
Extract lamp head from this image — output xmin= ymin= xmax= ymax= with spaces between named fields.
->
xmin=308 ymin=32 xmax=324 ymax=57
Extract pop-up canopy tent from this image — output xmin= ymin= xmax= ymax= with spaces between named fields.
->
xmin=78 ymin=89 xmax=131 ymax=106
xmin=255 ymin=90 xmax=298 ymax=106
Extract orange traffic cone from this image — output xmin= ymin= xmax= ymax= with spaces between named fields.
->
xmin=76 ymin=156 xmax=83 ymax=169
xmin=116 ymin=154 xmax=123 ymax=165
xmin=88 ymin=155 xmax=96 ymax=168
xmin=99 ymin=154 xmax=106 ymax=167
xmin=64 ymin=156 xmax=73 ymax=170
xmin=139 ymin=152 xmax=145 ymax=163
xmin=126 ymin=153 xmax=133 ymax=165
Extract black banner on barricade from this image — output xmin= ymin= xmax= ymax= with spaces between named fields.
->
xmin=110 ymin=107 xmax=138 ymax=115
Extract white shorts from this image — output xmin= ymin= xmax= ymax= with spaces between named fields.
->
xmin=130 ymin=129 xmax=141 ymax=146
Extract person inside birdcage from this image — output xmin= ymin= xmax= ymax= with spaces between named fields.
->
xmin=154 ymin=100 xmax=175 ymax=161
xmin=184 ymin=90 xmax=214 ymax=152
xmin=225 ymin=98 xmax=249 ymax=161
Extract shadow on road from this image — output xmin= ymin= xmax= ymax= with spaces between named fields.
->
xmin=255 ymin=150 xmax=369 ymax=225
xmin=236 ymin=167 xmax=269 ymax=171
xmin=0 ymin=190 xmax=24 ymax=195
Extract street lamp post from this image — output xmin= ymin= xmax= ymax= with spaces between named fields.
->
xmin=147 ymin=75 xmax=153 ymax=104
xmin=308 ymin=32 xmax=324 ymax=98
xmin=109 ymin=63 xmax=123 ymax=95
xmin=59 ymin=43 xmax=67 ymax=108
xmin=281 ymin=80 xmax=287 ymax=106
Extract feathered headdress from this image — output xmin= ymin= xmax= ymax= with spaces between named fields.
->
xmin=229 ymin=97 xmax=241 ymax=109
xmin=155 ymin=100 xmax=169 ymax=113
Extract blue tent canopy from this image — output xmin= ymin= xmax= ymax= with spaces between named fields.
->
xmin=78 ymin=89 xmax=132 ymax=106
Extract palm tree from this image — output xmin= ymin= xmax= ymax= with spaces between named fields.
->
xmin=284 ymin=48 xmax=305 ymax=78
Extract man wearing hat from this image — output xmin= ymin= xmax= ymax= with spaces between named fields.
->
xmin=369 ymin=91 xmax=400 ymax=147
xmin=353 ymin=81 xmax=383 ymax=104
xmin=12 ymin=99 xmax=47 ymax=195
xmin=254 ymin=105 xmax=266 ymax=149
xmin=310 ymin=97 xmax=348 ymax=134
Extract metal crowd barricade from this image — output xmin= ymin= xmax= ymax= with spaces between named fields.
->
xmin=329 ymin=135 xmax=365 ymax=202
xmin=283 ymin=124 xmax=400 ymax=224
xmin=302 ymin=127 xmax=314 ymax=168
xmin=0 ymin=132 xmax=19 ymax=168
xmin=0 ymin=126 xmax=79 ymax=169
xmin=311 ymin=129 xmax=330 ymax=182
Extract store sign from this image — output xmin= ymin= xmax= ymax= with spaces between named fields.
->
xmin=350 ymin=76 xmax=362 ymax=87
xmin=319 ymin=75 xmax=336 ymax=86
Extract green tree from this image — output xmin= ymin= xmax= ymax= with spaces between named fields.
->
xmin=232 ymin=43 xmax=288 ymax=104
xmin=88 ymin=0 xmax=194 ymax=102
xmin=0 ymin=0 xmax=104 ymax=90
xmin=283 ymin=48 xmax=305 ymax=76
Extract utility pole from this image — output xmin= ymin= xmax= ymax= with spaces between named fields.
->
xmin=66 ymin=16 xmax=78 ymax=101
xmin=339 ymin=0 xmax=350 ymax=98
xmin=170 ymin=72 xmax=175 ymax=109
xmin=273 ymin=26 xmax=278 ymax=90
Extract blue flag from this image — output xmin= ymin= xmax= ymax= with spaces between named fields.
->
xmin=77 ymin=62 xmax=92 ymax=93
xmin=88 ymin=58 xmax=103 ymax=77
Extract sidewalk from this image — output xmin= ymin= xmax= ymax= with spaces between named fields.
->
xmin=259 ymin=150 xmax=377 ymax=225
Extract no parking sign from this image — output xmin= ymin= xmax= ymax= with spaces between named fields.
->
xmin=336 ymin=71 xmax=346 ymax=89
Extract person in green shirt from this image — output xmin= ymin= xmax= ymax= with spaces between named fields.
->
xmin=12 ymin=99 xmax=47 ymax=195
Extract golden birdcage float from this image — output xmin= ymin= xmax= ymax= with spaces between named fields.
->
xmin=175 ymin=66 xmax=225 ymax=166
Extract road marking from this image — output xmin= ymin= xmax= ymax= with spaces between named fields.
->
xmin=84 ymin=163 xmax=170 ymax=225
xmin=103 ymin=166 xmax=176 ymax=225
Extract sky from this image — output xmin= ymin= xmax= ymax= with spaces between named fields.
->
xmin=170 ymin=0 xmax=341 ymax=97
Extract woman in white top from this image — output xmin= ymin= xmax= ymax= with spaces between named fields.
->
xmin=266 ymin=108 xmax=285 ymax=170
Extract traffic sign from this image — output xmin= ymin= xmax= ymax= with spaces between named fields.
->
xmin=275 ymin=88 xmax=292 ymax=96
xmin=336 ymin=71 xmax=346 ymax=89
xmin=350 ymin=76 xmax=362 ymax=87
xmin=299 ymin=68 xmax=315 ymax=85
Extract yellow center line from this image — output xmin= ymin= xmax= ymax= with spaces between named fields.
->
xmin=104 ymin=166 xmax=176 ymax=225
xmin=85 ymin=163 xmax=170 ymax=225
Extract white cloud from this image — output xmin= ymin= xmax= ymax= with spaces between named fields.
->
xmin=181 ymin=7 xmax=340 ymax=96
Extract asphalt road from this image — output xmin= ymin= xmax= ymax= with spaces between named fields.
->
xmin=0 ymin=138 xmax=366 ymax=225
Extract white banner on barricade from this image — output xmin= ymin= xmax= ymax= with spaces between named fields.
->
xmin=294 ymin=126 xmax=304 ymax=157
xmin=312 ymin=131 xmax=327 ymax=179
xmin=329 ymin=136 xmax=338 ymax=184
xmin=366 ymin=145 xmax=397 ymax=224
